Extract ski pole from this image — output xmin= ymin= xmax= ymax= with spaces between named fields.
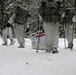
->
xmin=36 ymin=15 xmax=41 ymax=52
xmin=63 ymin=25 xmax=67 ymax=50
xmin=63 ymin=17 xmax=67 ymax=50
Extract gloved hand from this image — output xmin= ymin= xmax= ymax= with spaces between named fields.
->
xmin=72 ymin=15 xmax=76 ymax=23
xmin=26 ymin=28 xmax=29 ymax=33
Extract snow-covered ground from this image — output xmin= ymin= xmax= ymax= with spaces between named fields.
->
xmin=0 ymin=37 xmax=76 ymax=75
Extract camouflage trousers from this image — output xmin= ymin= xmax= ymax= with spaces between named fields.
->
xmin=2 ymin=27 xmax=14 ymax=44
xmin=65 ymin=24 xmax=74 ymax=45
xmin=43 ymin=22 xmax=59 ymax=50
xmin=14 ymin=23 xmax=25 ymax=46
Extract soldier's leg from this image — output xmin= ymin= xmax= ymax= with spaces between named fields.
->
xmin=43 ymin=22 xmax=53 ymax=52
xmin=51 ymin=25 xmax=59 ymax=48
xmin=8 ymin=27 xmax=14 ymax=45
xmin=65 ymin=25 xmax=74 ymax=48
xmin=2 ymin=29 xmax=7 ymax=45
xmin=51 ymin=24 xmax=59 ymax=53
xmin=14 ymin=24 xmax=25 ymax=48
xmin=9 ymin=36 xmax=14 ymax=45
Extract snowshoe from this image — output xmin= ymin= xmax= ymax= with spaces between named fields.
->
xmin=18 ymin=45 xmax=25 ymax=48
xmin=18 ymin=44 xmax=25 ymax=48
xmin=51 ymin=47 xmax=59 ymax=54
xmin=36 ymin=50 xmax=38 ymax=52
xmin=45 ymin=49 xmax=51 ymax=53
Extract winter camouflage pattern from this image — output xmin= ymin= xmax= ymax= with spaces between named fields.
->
xmin=38 ymin=0 xmax=63 ymax=23
xmin=14 ymin=5 xmax=30 ymax=24
xmin=64 ymin=7 xmax=75 ymax=24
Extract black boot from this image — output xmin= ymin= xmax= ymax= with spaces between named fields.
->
xmin=18 ymin=43 xmax=25 ymax=48
xmin=2 ymin=42 xmax=7 ymax=45
xmin=68 ymin=42 xmax=73 ymax=50
xmin=51 ymin=47 xmax=59 ymax=54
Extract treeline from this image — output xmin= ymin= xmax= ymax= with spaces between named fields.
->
xmin=0 ymin=0 xmax=75 ymax=34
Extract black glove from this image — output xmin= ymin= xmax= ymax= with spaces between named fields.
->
xmin=26 ymin=28 xmax=29 ymax=33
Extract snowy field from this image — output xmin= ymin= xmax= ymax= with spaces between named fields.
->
xmin=0 ymin=37 xmax=76 ymax=75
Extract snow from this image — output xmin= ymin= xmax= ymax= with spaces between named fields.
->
xmin=0 ymin=37 xmax=76 ymax=75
